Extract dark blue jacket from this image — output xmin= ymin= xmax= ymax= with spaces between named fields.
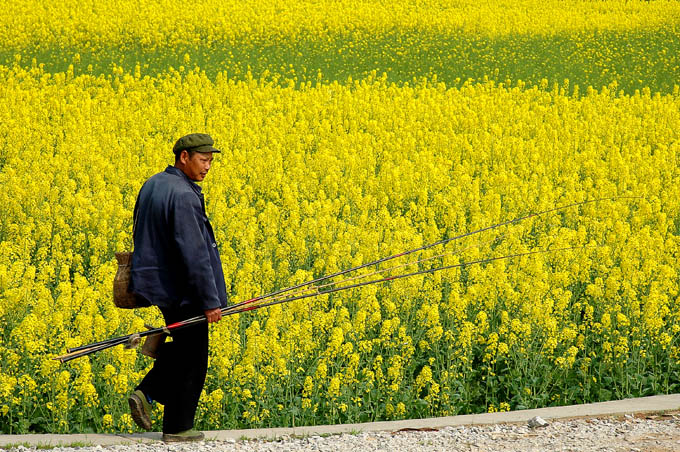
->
xmin=130 ymin=166 xmax=228 ymax=311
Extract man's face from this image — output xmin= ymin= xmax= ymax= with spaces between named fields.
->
xmin=179 ymin=151 xmax=213 ymax=182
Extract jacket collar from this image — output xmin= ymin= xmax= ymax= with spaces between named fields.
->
xmin=165 ymin=165 xmax=203 ymax=195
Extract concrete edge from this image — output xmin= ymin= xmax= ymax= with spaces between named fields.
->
xmin=1 ymin=394 xmax=679 ymax=447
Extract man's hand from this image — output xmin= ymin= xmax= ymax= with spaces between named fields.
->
xmin=204 ymin=308 xmax=222 ymax=323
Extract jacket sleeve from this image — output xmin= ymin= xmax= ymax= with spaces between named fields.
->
xmin=171 ymin=191 xmax=222 ymax=310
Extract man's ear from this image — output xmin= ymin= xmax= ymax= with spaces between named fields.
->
xmin=179 ymin=150 xmax=189 ymax=164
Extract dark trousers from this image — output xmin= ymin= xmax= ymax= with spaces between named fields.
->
xmin=136 ymin=306 xmax=208 ymax=434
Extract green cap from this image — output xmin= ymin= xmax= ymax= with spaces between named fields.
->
xmin=173 ymin=133 xmax=221 ymax=155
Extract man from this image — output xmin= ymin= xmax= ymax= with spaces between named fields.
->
xmin=127 ymin=133 xmax=228 ymax=442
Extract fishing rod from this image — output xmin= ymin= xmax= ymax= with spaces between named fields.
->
xmin=57 ymin=196 xmax=637 ymax=362
xmin=55 ymin=244 xmax=585 ymax=363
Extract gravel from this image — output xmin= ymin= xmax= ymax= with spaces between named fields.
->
xmin=7 ymin=415 xmax=680 ymax=452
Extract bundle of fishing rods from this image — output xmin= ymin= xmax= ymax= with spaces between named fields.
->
xmin=54 ymin=197 xmax=634 ymax=363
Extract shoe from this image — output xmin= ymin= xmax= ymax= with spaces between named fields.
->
xmin=128 ymin=389 xmax=152 ymax=431
xmin=162 ymin=429 xmax=205 ymax=442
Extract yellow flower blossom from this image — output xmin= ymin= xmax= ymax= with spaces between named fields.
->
xmin=0 ymin=0 xmax=678 ymax=432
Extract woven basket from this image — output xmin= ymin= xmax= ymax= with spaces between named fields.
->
xmin=113 ymin=252 xmax=138 ymax=309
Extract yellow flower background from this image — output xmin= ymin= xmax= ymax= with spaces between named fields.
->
xmin=0 ymin=0 xmax=678 ymax=433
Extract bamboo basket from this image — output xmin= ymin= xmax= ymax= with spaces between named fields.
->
xmin=113 ymin=252 xmax=138 ymax=309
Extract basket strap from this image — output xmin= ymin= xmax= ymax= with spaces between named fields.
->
xmin=132 ymin=192 xmax=140 ymax=249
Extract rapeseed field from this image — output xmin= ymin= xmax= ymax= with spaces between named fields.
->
xmin=0 ymin=0 xmax=678 ymax=433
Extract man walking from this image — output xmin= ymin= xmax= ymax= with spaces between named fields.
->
xmin=127 ymin=133 xmax=228 ymax=442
